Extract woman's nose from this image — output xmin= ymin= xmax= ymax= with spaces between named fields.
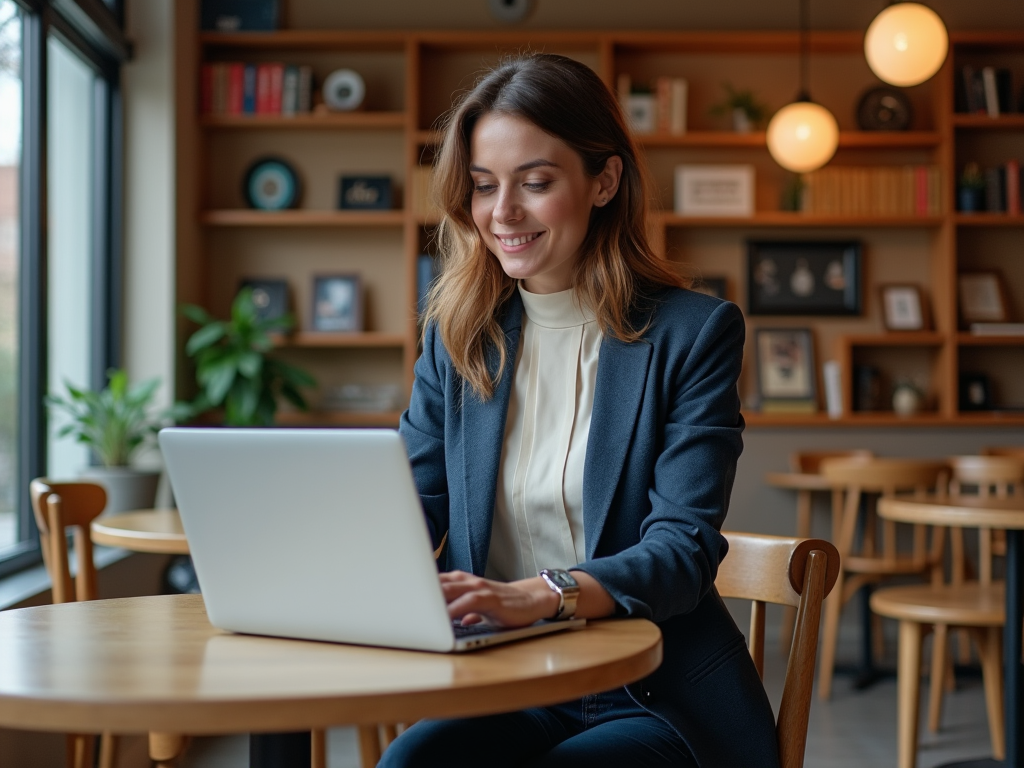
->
xmin=493 ymin=187 xmax=521 ymax=223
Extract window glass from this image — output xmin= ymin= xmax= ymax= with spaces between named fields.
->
xmin=0 ymin=0 xmax=21 ymax=552
xmin=46 ymin=36 xmax=95 ymax=478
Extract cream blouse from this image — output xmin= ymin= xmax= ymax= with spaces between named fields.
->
xmin=484 ymin=285 xmax=602 ymax=583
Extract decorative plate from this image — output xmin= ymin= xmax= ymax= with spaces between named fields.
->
xmin=856 ymin=87 xmax=913 ymax=131
xmin=243 ymin=157 xmax=301 ymax=210
xmin=322 ymin=69 xmax=365 ymax=112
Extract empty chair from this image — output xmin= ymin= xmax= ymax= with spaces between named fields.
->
xmin=716 ymin=532 xmax=840 ymax=768
xmin=816 ymin=458 xmax=948 ymax=700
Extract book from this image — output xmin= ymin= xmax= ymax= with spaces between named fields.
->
xmin=982 ymin=66 xmax=1000 ymax=118
xmin=256 ymin=64 xmax=273 ymax=113
xmin=281 ymin=65 xmax=299 ymax=116
xmin=200 ymin=64 xmax=214 ymax=114
xmin=996 ymin=68 xmax=1015 ymax=113
xmin=669 ymin=78 xmax=688 ymax=135
xmin=212 ymin=63 xmax=229 ymax=114
xmin=227 ymin=63 xmax=244 ymax=114
xmin=984 ymin=166 xmax=1005 ymax=212
xmin=1006 ymin=160 xmax=1020 ymax=215
xmin=242 ymin=64 xmax=257 ymax=114
xmin=970 ymin=323 xmax=1024 ymax=336
xmin=297 ymin=66 xmax=313 ymax=113
xmin=961 ymin=65 xmax=986 ymax=113
xmin=823 ymin=361 xmax=843 ymax=419
xmin=268 ymin=64 xmax=284 ymax=114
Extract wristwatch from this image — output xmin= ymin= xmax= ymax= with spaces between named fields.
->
xmin=539 ymin=568 xmax=581 ymax=620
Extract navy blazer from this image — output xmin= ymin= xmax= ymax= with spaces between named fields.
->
xmin=399 ymin=287 xmax=779 ymax=767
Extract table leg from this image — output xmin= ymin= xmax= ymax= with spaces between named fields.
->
xmin=250 ymin=732 xmax=311 ymax=768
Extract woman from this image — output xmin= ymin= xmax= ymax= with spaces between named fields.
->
xmin=386 ymin=53 xmax=778 ymax=767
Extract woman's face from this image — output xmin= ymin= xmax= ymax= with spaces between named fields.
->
xmin=469 ymin=112 xmax=620 ymax=294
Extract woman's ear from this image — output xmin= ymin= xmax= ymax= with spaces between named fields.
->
xmin=594 ymin=155 xmax=623 ymax=207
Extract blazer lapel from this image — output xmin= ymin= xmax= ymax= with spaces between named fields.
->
xmin=583 ymin=335 xmax=653 ymax=559
xmin=460 ymin=292 xmax=523 ymax=575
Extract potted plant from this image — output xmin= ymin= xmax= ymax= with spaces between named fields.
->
xmin=177 ymin=288 xmax=316 ymax=426
xmin=709 ymin=82 xmax=768 ymax=133
xmin=958 ymin=162 xmax=985 ymax=213
xmin=47 ymin=369 xmax=165 ymax=514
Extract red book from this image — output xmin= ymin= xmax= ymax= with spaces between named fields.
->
xmin=200 ymin=64 xmax=214 ymax=114
xmin=256 ymin=64 xmax=273 ymax=114
xmin=1006 ymin=160 xmax=1020 ymax=215
xmin=268 ymin=64 xmax=284 ymax=114
xmin=914 ymin=165 xmax=928 ymax=216
xmin=227 ymin=63 xmax=245 ymax=115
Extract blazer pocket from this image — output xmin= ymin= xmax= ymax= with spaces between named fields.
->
xmin=684 ymin=635 xmax=748 ymax=685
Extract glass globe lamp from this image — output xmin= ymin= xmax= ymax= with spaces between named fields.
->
xmin=864 ymin=3 xmax=948 ymax=87
xmin=766 ymin=100 xmax=840 ymax=173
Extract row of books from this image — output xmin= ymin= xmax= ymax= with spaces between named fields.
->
xmin=800 ymin=166 xmax=941 ymax=217
xmin=200 ymin=62 xmax=314 ymax=116
xmin=616 ymin=74 xmax=688 ymax=135
xmin=958 ymin=65 xmax=1019 ymax=117
xmin=964 ymin=161 xmax=1023 ymax=214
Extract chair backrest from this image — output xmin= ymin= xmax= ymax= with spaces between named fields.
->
xmin=983 ymin=446 xmax=1024 ymax=462
xmin=949 ymin=455 xmax=1024 ymax=582
xmin=818 ymin=457 xmax=948 ymax=495
xmin=717 ymin=532 xmax=840 ymax=768
xmin=789 ymin=449 xmax=872 ymax=474
xmin=29 ymin=479 xmax=107 ymax=604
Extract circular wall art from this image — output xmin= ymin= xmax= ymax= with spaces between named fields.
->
xmin=856 ymin=87 xmax=913 ymax=131
xmin=243 ymin=157 xmax=301 ymax=210
xmin=487 ymin=0 xmax=534 ymax=23
xmin=322 ymin=69 xmax=366 ymax=112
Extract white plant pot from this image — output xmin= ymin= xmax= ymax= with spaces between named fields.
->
xmin=732 ymin=107 xmax=753 ymax=133
xmin=79 ymin=467 xmax=161 ymax=515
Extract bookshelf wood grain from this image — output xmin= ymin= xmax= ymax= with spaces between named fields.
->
xmin=200 ymin=112 xmax=407 ymax=130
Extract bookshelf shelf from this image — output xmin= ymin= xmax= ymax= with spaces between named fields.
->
xmin=274 ymin=410 xmax=404 ymax=427
xmin=198 ymin=31 xmax=408 ymax=51
xmin=658 ymin=212 xmax=943 ymax=228
xmin=954 ymin=214 xmax=1024 ymax=226
xmin=957 ymin=333 xmax=1024 ymax=346
xmin=273 ymin=332 xmax=407 ymax=349
xmin=842 ymin=333 xmax=946 ymax=347
xmin=639 ymin=131 xmax=941 ymax=149
xmin=201 ymin=210 xmax=406 ymax=227
xmin=951 ymin=114 xmax=1024 ymax=129
xmin=200 ymin=112 xmax=407 ymax=130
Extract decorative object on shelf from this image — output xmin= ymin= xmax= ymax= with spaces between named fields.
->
xmin=864 ymin=2 xmax=948 ymax=87
xmin=892 ymin=379 xmax=925 ymax=417
xmin=709 ymin=82 xmax=768 ymax=133
xmin=201 ymin=0 xmax=278 ymax=31
xmin=957 ymin=162 xmax=986 ymax=213
xmin=417 ymin=253 xmax=440 ymax=316
xmin=321 ymin=383 xmax=403 ymax=413
xmin=177 ymin=289 xmax=315 ymax=427
xmin=322 ymin=69 xmax=366 ymax=112
xmin=959 ymin=65 xmax=1015 ymax=116
xmin=487 ymin=0 xmax=534 ymax=23
xmin=853 ymin=364 xmax=882 ymax=412
xmin=201 ymin=62 xmax=312 ymax=116
xmin=747 ymin=240 xmax=861 ymax=316
xmin=754 ymin=327 xmax=817 ymax=414
xmin=47 ymin=369 xmax=166 ymax=514
xmin=690 ymin=276 xmax=728 ymax=301
xmin=675 ymin=165 xmax=754 ymax=217
xmin=312 ymin=274 xmax=363 ymax=332
xmin=617 ymin=74 xmax=687 ymax=135
xmin=338 ymin=176 xmax=393 ymax=210
xmin=780 ymin=174 xmax=804 ymax=212
xmin=822 ymin=360 xmax=843 ymax=419
xmin=623 ymin=90 xmax=657 ymax=134
xmin=959 ymin=372 xmax=993 ymax=411
xmin=856 ymin=86 xmax=913 ymax=131
xmin=958 ymin=272 xmax=1010 ymax=324
xmin=238 ymin=278 xmax=289 ymax=323
xmin=766 ymin=0 xmax=838 ymax=172
xmin=243 ymin=156 xmax=301 ymax=210
xmin=880 ymin=284 xmax=928 ymax=331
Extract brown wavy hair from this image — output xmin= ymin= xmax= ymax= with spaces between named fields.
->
xmin=423 ymin=53 xmax=686 ymax=399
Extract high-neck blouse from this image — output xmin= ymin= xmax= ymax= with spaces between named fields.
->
xmin=484 ymin=285 xmax=602 ymax=582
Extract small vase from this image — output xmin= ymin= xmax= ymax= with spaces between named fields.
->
xmin=892 ymin=385 xmax=923 ymax=417
xmin=731 ymin=107 xmax=753 ymax=133
xmin=80 ymin=466 xmax=161 ymax=515
xmin=958 ymin=187 xmax=983 ymax=213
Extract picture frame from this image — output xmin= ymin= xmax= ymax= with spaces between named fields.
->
xmin=959 ymin=372 xmax=993 ymax=411
xmin=747 ymin=240 xmax=861 ymax=316
xmin=958 ymin=272 xmax=1010 ymax=324
xmin=754 ymin=327 xmax=817 ymax=405
xmin=675 ymin=164 xmax=755 ymax=217
xmin=690 ymin=276 xmax=728 ymax=301
xmin=311 ymin=274 xmax=363 ymax=332
xmin=338 ymin=176 xmax=393 ymax=210
xmin=880 ymin=284 xmax=929 ymax=331
xmin=238 ymin=278 xmax=289 ymax=323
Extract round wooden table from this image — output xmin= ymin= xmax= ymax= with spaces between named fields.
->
xmin=90 ymin=509 xmax=188 ymax=555
xmin=0 ymin=594 xmax=661 ymax=762
xmin=879 ymin=495 xmax=1024 ymax=768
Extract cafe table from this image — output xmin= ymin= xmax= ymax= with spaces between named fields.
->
xmin=0 ymin=594 xmax=662 ymax=768
xmin=90 ymin=508 xmax=188 ymax=555
xmin=878 ymin=494 xmax=1024 ymax=768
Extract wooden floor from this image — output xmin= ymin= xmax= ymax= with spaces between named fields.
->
xmin=180 ymin=634 xmax=994 ymax=768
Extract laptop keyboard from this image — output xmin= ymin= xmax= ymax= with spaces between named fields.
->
xmin=452 ymin=622 xmax=498 ymax=637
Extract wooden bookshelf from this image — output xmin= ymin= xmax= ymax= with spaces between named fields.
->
xmin=173 ymin=18 xmax=1024 ymax=428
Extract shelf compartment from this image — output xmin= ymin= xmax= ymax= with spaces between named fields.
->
xmin=951 ymin=114 xmax=1024 ymax=129
xmin=658 ymin=212 xmax=943 ymax=228
xmin=274 ymin=409 xmax=403 ymax=427
xmin=201 ymin=210 xmax=406 ymax=227
xmin=639 ymin=131 xmax=941 ymax=149
xmin=273 ymin=332 xmax=407 ymax=349
xmin=954 ymin=214 xmax=1024 ymax=227
xmin=201 ymin=112 xmax=407 ymax=130
xmin=957 ymin=333 xmax=1024 ymax=346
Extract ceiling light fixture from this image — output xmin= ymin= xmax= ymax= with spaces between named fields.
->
xmin=864 ymin=2 xmax=948 ymax=87
xmin=767 ymin=0 xmax=839 ymax=173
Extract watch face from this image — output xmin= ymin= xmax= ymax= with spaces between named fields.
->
xmin=546 ymin=570 xmax=578 ymax=589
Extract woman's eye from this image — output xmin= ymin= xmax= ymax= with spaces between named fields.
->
xmin=525 ymin=181 xmax=551 ymax=191
xmin=473 ymin=183 xmax=496 ymax=194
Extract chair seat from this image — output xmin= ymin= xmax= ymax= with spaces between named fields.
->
xmin=844 ymin=555 xmax=935 ymax=575
xmin=870 ymin=582 xmax=1005 ymax=626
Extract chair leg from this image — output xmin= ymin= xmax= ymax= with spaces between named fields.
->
xmin=68 ymin=734 xmax=94 ymax=768
xmin=897 ymin=620 xmax=924 ymax=768
xmin=927 ymin=623 xmax=949 ymax=733
xmin=358 ymin=725 xmax=382 ymax=768
xmin=98 ymin=733 xmax=118 ymax=768
xmin=149 ymin=732 xmax=188 ymax=768
xmin=872 ymin=611 xmax=886 ymax=662
xmin=311 ymin=729 xmax=327 ymax=768
xmin=817 ymin=569 xmax=846 ymax=700
xmin=977 ymin=626 xmax=1005 ymax=760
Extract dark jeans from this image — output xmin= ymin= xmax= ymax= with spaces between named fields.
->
xmin=378 ymin=686 xmax=696 ymax=768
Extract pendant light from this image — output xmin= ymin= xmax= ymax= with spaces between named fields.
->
xmin=767 ymin=0 xmax=839 ymax=173
xmin=864 ymin=2 xmax=948 ymax=87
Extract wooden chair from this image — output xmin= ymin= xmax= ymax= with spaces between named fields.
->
xmin=816 ymin=458 xmax=949 ymax=700
xmin=30 ymin=479 xmax=188 ymax=768
xmin=868 ymin=454 xmax=1024 ymax=768
xmin=716 ymin=532 xmax=840 ymax=768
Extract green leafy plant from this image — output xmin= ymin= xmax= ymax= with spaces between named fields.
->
xmin=178 ymin=289 xmax=316 ymax=427
xmin=960 ymin=162 xmax=985 ymax=190
xmin=47 ymin=369 xmax=164 ymax=467
xmin=709 ymin=82 xmax=769 ymax=128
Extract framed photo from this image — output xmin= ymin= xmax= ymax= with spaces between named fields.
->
xmin=755 ymin=328 xmax=817 ymax=404
xmin=690 ymin=276 xmax=728 ymax=301
xmin=238 ymin=278 xmax=289 ymax=323
xmin=747 ymin=240 xmax=861 ymax=316
xmin=959 ymin=372 xmax=993 ymax=411
xmin=675 ymin=165 xmax=755 ymax=217
xmin=338 ymin=176 xmax=393 ymax=210
xmin=880 ymin=284 xmax=928 ymax=331
xmin=958 ymin=272 xmax=1010 ymax=324
xmin=311 ymin=274 xmax=363 ymax=332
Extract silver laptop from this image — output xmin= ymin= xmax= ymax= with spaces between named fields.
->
xmin=158 ymin=428 xmax=584 ymax=652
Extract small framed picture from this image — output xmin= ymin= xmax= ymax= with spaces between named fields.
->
xmin=675 ymin=165 xmax=755 ymax=217
xmin=880 ymin=284 xmax=928 ymax=331
xmin=238 ymin=278 xmax=289 ymax=323
xmin=311 ymin=274 xmax=363 ymax=332
xmin=755 ymin=327 xmax=817 ymax=403
xmin=959 ymin=372 xmax=993 ymax=411
xmin=747 ymin=240 xmax=861 ymax=316
xmin=691 ymin=276 xmax=728 ymax=301
xmin=338 ymin=176 xmax=393 ymax=210
xmin=958 ymin=272 xmax=1010 ymax=324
